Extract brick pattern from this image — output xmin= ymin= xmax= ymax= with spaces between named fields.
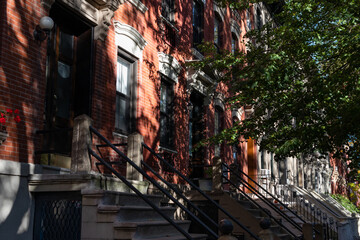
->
xmin=0 ymin=0 xmax=252 ymax=178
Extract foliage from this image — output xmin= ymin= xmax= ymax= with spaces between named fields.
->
xmin=0 ymin=109 xmax=21 ymax=131
xmin=331 ymin=194 xmax=360 ymax=214
xmin=193 ymin=0 xmax=360 ymax=162
xmin=348 ymin=182 xmax=360 ymax=207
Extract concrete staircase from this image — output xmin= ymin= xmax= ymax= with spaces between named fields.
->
xmin=81 ymin=189 xmax=207 ymax=240
xmin=229 ymin=192 xmax=301 ymax=240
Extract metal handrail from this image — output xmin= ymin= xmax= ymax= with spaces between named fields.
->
xmin=141 ymin=160 xmax=219 ymax=237
xmin=228 ymin=163 xmax=306 ymax=224
xmin=89 ymin=126 xmax=212 ymax=240
xmin=142 ymin=142 xmax=261 ymax=240
xmin=222 ymin=163 xmax=303 ymax=233
xmin=222 ymin=175 xmax=300 ymax=239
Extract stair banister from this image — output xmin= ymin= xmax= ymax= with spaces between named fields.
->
xmin=142 ymin=143 xmax=261 ymax=240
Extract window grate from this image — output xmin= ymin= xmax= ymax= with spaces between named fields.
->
xmin=34 ymin=193 xmax=82 ymax=240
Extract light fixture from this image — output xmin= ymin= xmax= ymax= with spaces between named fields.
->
xmin=33 ymin=16 xmax=54 ymax=42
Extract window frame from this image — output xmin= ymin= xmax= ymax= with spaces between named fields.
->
xmin=161 ymin=0 xmax=176 ymax=23
xmin=115 ymin=50 xmax=138 ymax=135
xmin=160 ymin=75 xmax=175 ymax=149
xmin=214 ymin=106 xmax=224 ymax=157
xmin=214 ymin=13 xmax=223 ymax=52
xmin=192 ymin=0 xmax=204 ymax=49
xmin=231 ymin=32 xmax=238 ymax=54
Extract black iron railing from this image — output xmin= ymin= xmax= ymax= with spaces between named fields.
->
xmin=88 ymin=126 xmax=215 ymax=240
xmin=142 ymin=143 xmax=261 ymax=240
xmin=276 ymin=185 xmax=339 ymax=240
xmin=222 ymin=163 xmax=304 ymax=239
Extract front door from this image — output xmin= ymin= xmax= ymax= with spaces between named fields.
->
xmin=41 ymin=3 xmax=93 ymax=165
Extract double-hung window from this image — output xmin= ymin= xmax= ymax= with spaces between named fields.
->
xmin=161 ymin=0 xmax=175 ymax=23
xmin=160 ymin=77 xmax=174 ymax=148
xmin=214 ymin=107 xmax=223 ymax=157
xmin=192 ymin=0 xmax=204 ymax=49
xmin=231 ymin=33 xmax=238 ymax=54
xmin=256 ymin=8 xmax=262 ymax=30
xmin=214 ymin=14 xmax=223 ymax=52
xmin=116 ymin=54 xmax=136 ymax=135
xmin=246 ymin=9 xmax=252 ymax=30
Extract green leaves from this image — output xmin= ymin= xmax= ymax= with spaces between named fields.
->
xmin=196 ymin=0 xmax=360 ymax=162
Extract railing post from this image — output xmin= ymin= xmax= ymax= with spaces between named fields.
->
xmin=212 ymin=157 xmax=222 ymax=191
xmin=127 ymin=132 xmax=143 ymax=181
xmin=218 ymin=219 xmax=237 ymax=240
xmin=258 ymin=218 xmax=275 ymax=240
xmin=71 ymin=114 xmax=93 ymax=173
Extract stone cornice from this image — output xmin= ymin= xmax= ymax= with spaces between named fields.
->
xmin=41 ymin=0 xmax=125 ymax=41
xmin=114 ymin=21 xmax=147 ymax=50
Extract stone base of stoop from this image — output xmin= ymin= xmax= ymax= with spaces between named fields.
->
xmin=28 ymin=173 xmax=150 ymax=193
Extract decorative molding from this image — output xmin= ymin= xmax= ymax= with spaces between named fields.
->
xmin=231 ymin=9 xmax=241 ymax=22
xmin=128 ymin=0 xmax=148 ymax=13
xmin=214 ymin=92 xmax=225 ymax=111
xmin=232 ymin=108 xmax=244 ymax=120
xmin=158 ymin=52 xmax=181 ymax=83
xmin=186 ymin=67 xmax=216 ymax=105
xmin=41 ymin=0 xmax=125 ymax=41
xmin=213 ymin=3 xmax=225 ymax=22
xmin=114 ymin=21 xmax=147 ymax=58
xmin=191 ymin=48 xmax=204 ymax=60
xmin=230 ymin=18 xmax=241 ymax=40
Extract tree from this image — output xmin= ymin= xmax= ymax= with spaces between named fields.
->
xmin=194 ymin=0 xmax=360 ymax=164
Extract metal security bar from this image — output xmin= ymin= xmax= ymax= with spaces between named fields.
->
xmin=222 ymin=165 xmax=301 ymax=239
xmin=142 ymin=142 xmax=261 ymax=240
xmin=88 ymin=126 xmax=213 ymax=240
xmin=33 ymin=192 xmax=82 ymax=240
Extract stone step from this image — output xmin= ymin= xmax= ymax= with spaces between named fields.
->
xmin=140 ymin=233 xmax=208 ymax=240
xmin=101 ymin=190 xmax=163 ymax=207
xmin=237 ymin=199 xmax=256 ymax=209
xmin=277 ymin=233 xmax=293 ymax=240
xmin=114 ymin=220 xmax=191 ymax=239
xmin=246 ymin=208 xmax=263 ymax=217
xmin=97 ymin=204 xmax=176 ymax=222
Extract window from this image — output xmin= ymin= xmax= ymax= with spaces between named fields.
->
xmin=256 ymin=8 xmax=262 ymax=30
xmin=246 ymin=9 xmax=252 ymax=30
xmin=231 ymin=33 xmax=238 ymax=54
xmin=214 ymin=14 xmax=223 ymax=52
xmin=214 ymin=107 xmax=223 ymax=157
xmin=192 ymin=0 xmax=204 ymax=49
xmin=116 ymin=54 xmax=137 ymax=135
xmin=161 ymin=0 xmax=175 ymax=23
xmin=160 ymin=76 xmax=174 ymax=148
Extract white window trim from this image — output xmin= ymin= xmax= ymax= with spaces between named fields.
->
xmin=158 ymin=52 xmax=181 ymax=84
xmin=230 ymin=18 xmax=241 ymax=40
xmin=114 ymin=21 xmax=147 ymax=59
xmin=128 ymin=0 xmax=148 ymax=13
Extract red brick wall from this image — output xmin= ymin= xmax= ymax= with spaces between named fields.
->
xmin=0 ymin=0 xmax=48 ymax=163
xmin=0 ymin=0 xmax=250 ymax=179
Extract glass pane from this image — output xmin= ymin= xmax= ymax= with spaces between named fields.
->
xmin=115 ymin=96 xmax=128 ymax=132
xmin=214 ymin=110 xmax=219 ymax=135
xmin=116 ymin=58 xmax=130 ymax=95
xmin=247 ymin=10 xmax=252 ymax=30
xmin=214 ymin=18 xmax=219 ymax=45
xmin=56 ymin=61 xmax=72 ymax=119
xmin=59 ymin=32 xmax=74 ymax=60
xmin=160 ymin=114 xmax=168 ymax=144
xmin=160 ymin=83 xmax=167 ymax=113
